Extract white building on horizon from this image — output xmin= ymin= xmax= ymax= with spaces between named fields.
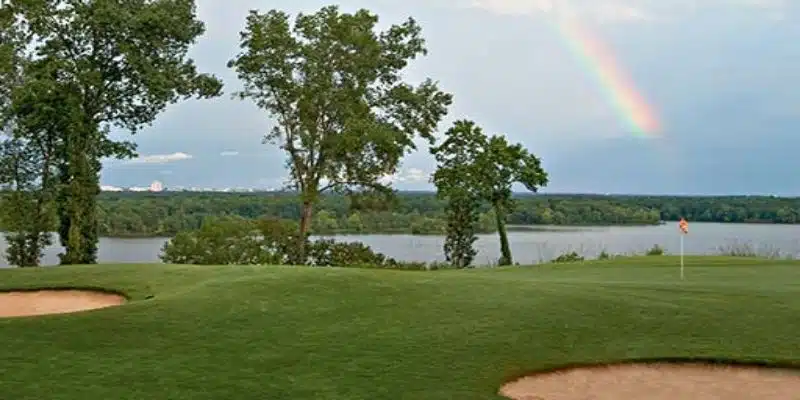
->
xmin=149 ymin=180 xmax=164 ymax=192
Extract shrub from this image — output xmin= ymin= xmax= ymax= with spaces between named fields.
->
xmin=597 ymin=250 xmax=610 ymax=260
xmin=307 ymin=239 xmax=391 ymax=267
xmin=551 ymin=251 xmax=584 ymax=263
xmin=253 ymin=217 xmax=305 ymax=264
xmin=716 ymin=241 xmax=785 ymax=259
xmin=645 ymin=244 xmax=664 ymax=256
xmin=161 ymin=218 xmax=411 ymax=268
xmin=160 ymin=217 xmax=300 ymax=265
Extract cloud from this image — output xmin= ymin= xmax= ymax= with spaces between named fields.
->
xmin=220 ymin=151 xmax=239 ymax=156
xmin=310 ymin=169 xmax=431 ymax=188
xmin=465 ymin=0 xmax=789 ymax=23
xmin=127 ymin=152 xmax=192 ymax=164
xmin=380 ymin=168 xmax=430 ymax=185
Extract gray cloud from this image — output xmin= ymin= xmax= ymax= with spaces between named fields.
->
xmin=126 ymin=152 xmax=192 ymax=164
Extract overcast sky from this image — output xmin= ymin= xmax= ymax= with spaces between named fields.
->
xmin=101 ymin=0 xmax=800 ymax=195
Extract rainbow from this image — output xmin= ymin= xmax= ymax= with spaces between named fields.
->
xmin=554 ymin=17 xmax=661 ymax=136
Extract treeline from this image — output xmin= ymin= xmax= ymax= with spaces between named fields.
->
xmin=4 ymin=190 xmax=798 ymax=240
xmin=84 ymin=191 xmax=660 ymax=237
xmin=621 ymin=195 xmax=800 ymax=223
xmin=44 ymin=191 xmax=799 ymax=238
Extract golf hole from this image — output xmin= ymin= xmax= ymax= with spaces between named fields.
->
xmin=0 ymin=289 xmax=126 ymax=318
xmin=500 ymin=362 xmax=800 ymax=399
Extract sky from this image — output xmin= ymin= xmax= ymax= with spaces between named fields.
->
xmin=101 ymin=0 xmax=800 ymax=195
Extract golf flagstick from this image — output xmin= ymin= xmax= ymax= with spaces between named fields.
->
xmin=678 ymin=218 xmax=688 ymax=280
xmin=680 ymin=234 xmax=684 ymax=280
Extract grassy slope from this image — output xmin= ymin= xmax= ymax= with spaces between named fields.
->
xmin=0 ymin=256 xmax=797 ymax=400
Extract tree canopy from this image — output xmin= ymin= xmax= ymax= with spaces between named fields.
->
xmin=1 ymin=0 xmax=222 ymax=265
xmin=432 ymin=120 xmax=548 ymax=265
xmin=228 ymin=5 xmax=452 ymax=260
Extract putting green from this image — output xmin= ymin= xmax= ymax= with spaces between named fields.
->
xmin=0 ymin=256 xmax=796 ymax=399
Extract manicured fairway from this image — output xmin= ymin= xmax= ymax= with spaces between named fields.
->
xmin=0 ymin=256 xmax=797 ymax=399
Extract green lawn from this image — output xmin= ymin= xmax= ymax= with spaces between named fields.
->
xmin=0 ymin=256 xmax=798 ymax=399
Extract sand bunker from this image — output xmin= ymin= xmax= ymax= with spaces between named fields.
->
xmin=0 ymin=290 xmax=125 ymax=317
xmin=500 ymin=362 xmax=800 ymax=399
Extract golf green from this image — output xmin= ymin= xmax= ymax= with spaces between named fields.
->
xmin=0 ymin=256 xmax=797 ymax=399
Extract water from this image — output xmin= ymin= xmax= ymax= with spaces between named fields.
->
xmin=1 ymin=222 xmax=799 ymax=267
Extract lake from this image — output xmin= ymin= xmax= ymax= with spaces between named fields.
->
xmin=1 ymin=222 xmax=799 ymax=267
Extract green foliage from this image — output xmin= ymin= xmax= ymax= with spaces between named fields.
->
xmin=0 ymin=122 xmax=58 ymax=267
xmin=0 ymin=191 xmax=54 ymax=267
xmin=160 ymin=217 xmax=302 ymax=265
xmin=597 ymin=249 xmax=611 ymax=260
xmin=160 ymin=217 xmax=412 ymax=268
xmin=8 ymin=191 xmax=799 ymax=239
xmin=645 ymin=244 xmax=665 ymax=256
xmin=160 ymin=217 xmax=266 ymax=265
xmin=308 ymin=239 xmax=390 ymax=267
xmin=431 ymin=119 xmax=548 ymax=266
xmin=0 ymin=0 xmax=55 ymax=267
xmin=441 ymin=192 xmax=480 ymax=268
xmin=551 ymin=251 xmax=585 ymax=263
xmin=716 ymin=241 xmax=786 ymax=259
xmin=431 ymin=121 xmax=484 ymax=268
xmin=227 ymin=5 xmax=452 ymax=260
xmin=4 ymin=0 xmax=222 ymax=265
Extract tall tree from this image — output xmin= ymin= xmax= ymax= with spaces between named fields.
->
xmin=431 ymin=120 xmax=483 ymax=268
xmin=0 ymin=133 xmax=58 ymax=267
xmin=475 ymin=135 xmax=548 ymax=265
xmin=5 ymin=0 xmax=223 ymax=264
xmin=0 ymin=1 xmax=57 ymax=267
xmin=431 ymin=119 xmax=548 ymax=266
xmin=228 ymin=5 xmax=452 ymax=262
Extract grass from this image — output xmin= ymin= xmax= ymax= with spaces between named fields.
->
xmin=0 ymin=256 xmax=798 ymax=399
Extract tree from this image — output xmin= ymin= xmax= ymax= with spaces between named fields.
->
xmin=0 ymin=136 xmax=58 ymax=267
xmin=228 ymin=5 xmax=452 ymax=262
xmin=430 ymin=120 xmax=483 ymax=268
xmin=5 ymin=0 xmax=223 ymax=265
xmin=432 ymin=119 xmax=548 ymax=266
xmin=160 ymin=217 xmax=301 ymax=265
xmin=441 ymin=191 xmax=480 ymax=268
xmin=0 ymin=2 xmax=56 ymax=267
xmin=476 ymin=134 xmax=548 ymax=265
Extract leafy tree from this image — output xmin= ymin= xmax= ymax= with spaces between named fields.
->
xmin=160 ymin=216 xmax=399 ymax=267
xmin=160 ymin=217 xmax=301 ymax=265
xmin=432 ymin=119 xmax=548 ymax=266
xmin=441 ymin=192 xmax=480 ymax=268
xmin=0 ymin=136 xmax=57 ymax=267
xmin=431 ymin=120 xmax=483 ymax=268
xmin=228 ymin=5 xmax=452 ymax=261
xmin=474 ymin=134 xmax=548 ymax=265
xmin=0 ymin=3 xmax=57 ymax=267
xmin=5 ymin=0 xmax=223 ymax=264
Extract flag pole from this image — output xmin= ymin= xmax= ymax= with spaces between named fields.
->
xmin=680 ymin=234 xmax=684 ymax=280
xmin=678 ymin=218 xmax=688 ymax=280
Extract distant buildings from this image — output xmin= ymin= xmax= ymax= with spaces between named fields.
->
xmin=98 ymin=182 xmax=269 ymax=192
xmin=99 ymin=180 xmax=163 ymax=192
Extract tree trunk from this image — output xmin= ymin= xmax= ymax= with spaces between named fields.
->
xmin=295 ymin=199 xmax=314 ymax=265
xmin=58 ymin=126 xmax=100 ymax=265
xmin=493 ymin=201 xmax=512 ymax=266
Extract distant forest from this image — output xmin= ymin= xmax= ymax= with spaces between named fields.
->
xmin=56 ymin=191 xmax=800 ymax=237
